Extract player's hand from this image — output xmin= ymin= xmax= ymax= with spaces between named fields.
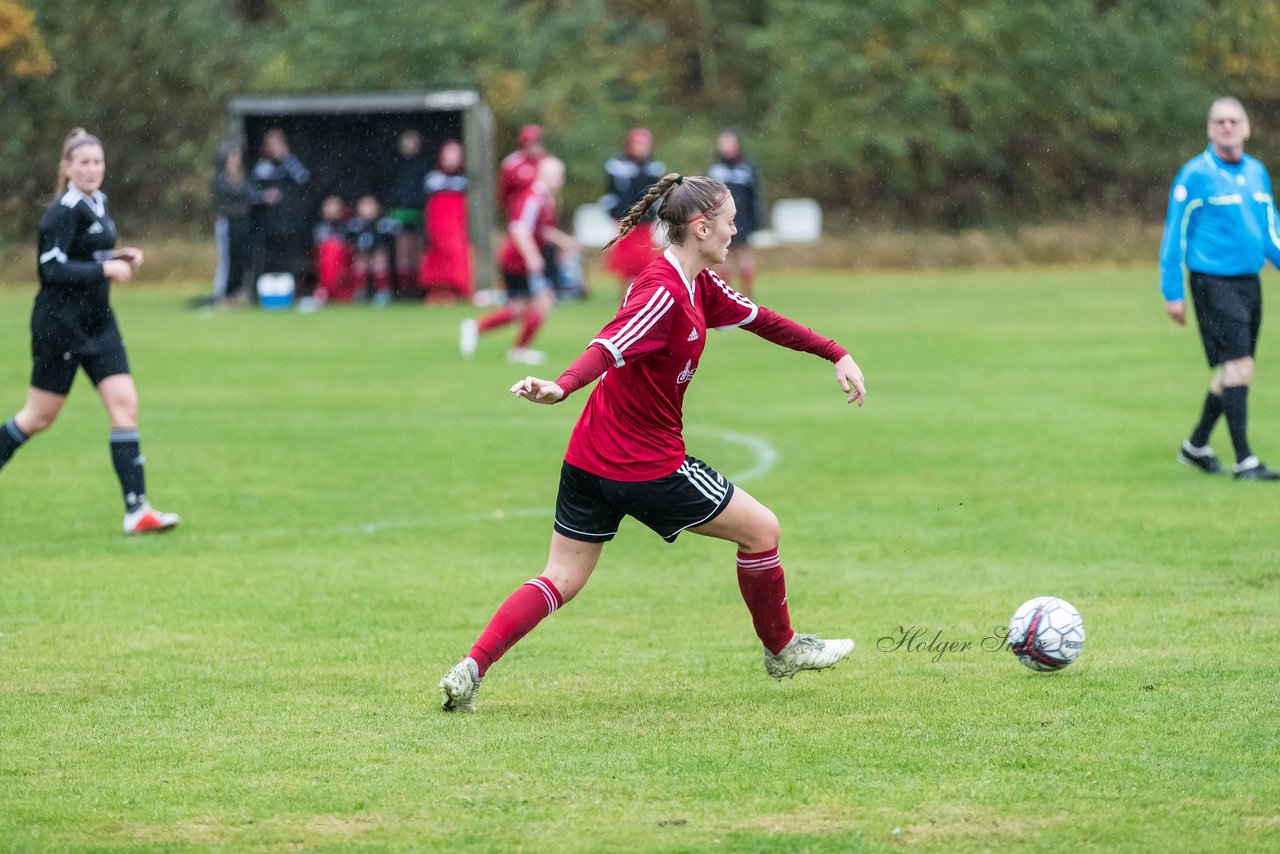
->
xmin=510 ymin=376 xmax=564 ymax=404
xmin=116 ymin=247 xmax=144 ymax=268
xmin=834 ymin=354 xmax=866 ymax=407
xmin=102 ymin=259 xmax=133 ymax=282
xmin=1165 ymin=300 xmax=1186 ymax=326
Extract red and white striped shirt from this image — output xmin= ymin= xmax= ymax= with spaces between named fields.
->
xmin=563 ymin=249 xmax=758 ymax=481
xmin=498 ymin=185 xmax=557 ymax=274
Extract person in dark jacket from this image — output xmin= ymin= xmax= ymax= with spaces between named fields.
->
xmin=0 ymin=128 xmax=180 ymax=534
xmin=708 ymin=130 xmax=763 ymax=296
xmin=346 ymin=194 xmax=401 ymax=307
xmin=384 ymin=129 xmax=430 ymax=290
xmin=251 ymin=128 xmax=310 ymax=287
xmin=601 ymin=128 xmax=665 ymax=293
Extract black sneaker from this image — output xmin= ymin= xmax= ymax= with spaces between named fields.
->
xmin=1233 ymin=456 xmax=1280 ymax=481
xmin=1179 ymin=442 xmax=1224 ymax=474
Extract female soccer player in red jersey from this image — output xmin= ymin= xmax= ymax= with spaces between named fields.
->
xmin=439 ymin=173 xmax=866 ymax=712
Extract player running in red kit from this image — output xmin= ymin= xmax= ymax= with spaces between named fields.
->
xmin=460 ymin=156 xmax=574 ymax=365
xmin=499 ymin=124 xmax=545 ymax=209
xmin=439 ymin=173 xmax=867 ymax=712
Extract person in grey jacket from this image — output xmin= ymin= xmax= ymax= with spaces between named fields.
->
xmin=207 ymin=142 xmax=258 ymax=306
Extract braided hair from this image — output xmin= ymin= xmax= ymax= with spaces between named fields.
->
xmin=602 ymin=173 xmax=731 ymax=252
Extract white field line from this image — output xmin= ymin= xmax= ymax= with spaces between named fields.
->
xmin=202 ymin=425 xmax=777 ymax=542
xmin=684 ymin=425 xmax=779 ymax=484
xmin=1 ymin=427 xmax=778 ymax=552
xmin=270 ymin=426 xmax=774 ymax=541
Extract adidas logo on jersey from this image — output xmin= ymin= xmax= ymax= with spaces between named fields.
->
xmin=676 ymin=359 xmax=696 ymax=384
xmin=687 ymin=328 xmax=699 ymax=342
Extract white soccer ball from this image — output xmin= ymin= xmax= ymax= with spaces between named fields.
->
xmin=1007 ymin=596 xmax=1085 ymax=671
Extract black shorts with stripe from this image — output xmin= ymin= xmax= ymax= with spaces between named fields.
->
xmin=1189 ymin=271 xmax=1261 ymax=367
xmin=554 ymin=457 xmax=735 ymax=544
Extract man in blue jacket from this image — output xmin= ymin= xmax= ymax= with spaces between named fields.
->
xmin=1159 ymin=97 xmax=1280 ymax=481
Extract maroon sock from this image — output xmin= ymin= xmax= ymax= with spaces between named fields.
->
xmin=477 ymin=306 xmax=518 ymax=333
xmin=374 ymin=270 xmax=392 ymax=294
xmin=736 ymin=548 xmax=794 ymax=654
xmin=468 ymin=577 xmax=563 ymax=677
xmin=516 ymin=309 xmax=545 ymax=348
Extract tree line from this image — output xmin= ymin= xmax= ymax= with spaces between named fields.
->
xmin=2 ymin=0 xmax=1277 ymax=247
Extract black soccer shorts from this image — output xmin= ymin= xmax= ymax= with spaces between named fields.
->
xmin=1189 ymin=272 xmax=1262 ymax=367
xmin=554 ymin=456 xmax=736 ymax=544
xmin=30 ymin=319 xmax=131 ymax=395
xmin=503 ymin=270 xmax=551 ymax=299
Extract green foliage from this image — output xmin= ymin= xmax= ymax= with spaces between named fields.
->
xmin=2 ymin=0 xmax=1278 ymax=243
xmin=752 ymin=0 xmax=1215 ymax=225
xmin=1 ymin=0 xmax=253 ymax=245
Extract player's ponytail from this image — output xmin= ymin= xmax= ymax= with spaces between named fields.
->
xmin=602 ymin=172 xmax=683 ymax=253
xmin=55 ymin=128 xmax=102 ymax=196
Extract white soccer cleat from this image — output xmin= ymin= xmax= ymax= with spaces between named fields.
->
xmin=459 ymin=318 xmax=479 ymax=359
xmin=439 ymin=658 xmax=482 ymax=712
xmin=123 ymin=503 xmax=180 ymax=535
xmin=506 ymin=347 xmax=546 ymax=365
xmin=763 ymin=632 xmax=854 ymax=680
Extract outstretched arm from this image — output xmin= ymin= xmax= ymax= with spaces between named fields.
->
xmin=742 ymin=306 xmax=866 ymax=406
xmin=509 ymin=376 xmax=564 ymax=404
xmin=510 ymin=343 xmax=613 ymax=405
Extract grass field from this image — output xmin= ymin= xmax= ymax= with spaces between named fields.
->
xmin=1 ymin=268 xmax=1278 ymax=852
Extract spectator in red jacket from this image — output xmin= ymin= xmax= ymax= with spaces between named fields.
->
xmin=311 ymin=194 xmax=352 ymax=305
xmin=420 ymin=139 xmax=472 ymax=304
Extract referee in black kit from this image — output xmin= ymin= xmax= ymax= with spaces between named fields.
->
xmin=0 ymin=129 xmax=180 ymax=532
xmin=1159 ymin=98 xmax=1280 ymax=481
